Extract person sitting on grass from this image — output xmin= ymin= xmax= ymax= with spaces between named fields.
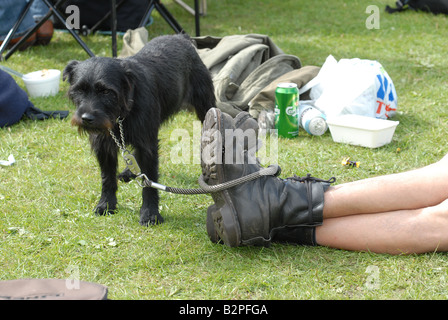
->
xmin=200 ymin=107 xmax=448 ymax=255
xmin=0 ymin=0 xmax=53 ymax=50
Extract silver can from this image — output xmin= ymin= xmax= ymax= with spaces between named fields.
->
xmin=299 ymin=105 xmax=328 ymax=136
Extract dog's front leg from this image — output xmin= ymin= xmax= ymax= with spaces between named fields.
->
xmin=91 ymin=134 xmax=118 ymax=215
xmin=136 ymin=148 xmax=164 ymax=226
xmin=140 ymin=184 xmax=163 ymax=226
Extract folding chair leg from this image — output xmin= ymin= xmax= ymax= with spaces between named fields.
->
xmin=0 ymin=0 xmax=35 ymax=61
xmin=194 ymin=0 xmax=200 ymax=36
xmin=111 ymin=0 xmax=117 ymax=57
xmin=2 ymin=0 xmax=95 ymax=60
xmin=140 ymin=0 xmax=184 ymax=33
xmin=3 ymin=9 xmax=54 ymax=61
xmin=155 ymin=1 xmax=184 ymax=33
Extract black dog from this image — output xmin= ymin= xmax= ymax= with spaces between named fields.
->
xmin=63 ymin=34 xmax=215 ymax=225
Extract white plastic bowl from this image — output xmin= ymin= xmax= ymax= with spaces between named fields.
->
xmin=22 ymin=69 xmax=61 ymax=98
xmin=326 ymin=114 xmax=399 ymax=148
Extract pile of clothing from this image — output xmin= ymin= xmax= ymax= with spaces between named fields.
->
xmin=120 ymin=29 xmax=320 ymax=120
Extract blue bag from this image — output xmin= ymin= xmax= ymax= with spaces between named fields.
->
xmin=0 ymin=69 xmax=69 ymax=127
xmin=0 ymin=69 xmax=33 ymax=127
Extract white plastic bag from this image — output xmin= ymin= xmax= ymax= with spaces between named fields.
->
xmin=303 ymin=55 xmax=397 ymax=120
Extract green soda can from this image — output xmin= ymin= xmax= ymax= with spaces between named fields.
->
xmin=274 ymin=83 xmax=299 ymax=138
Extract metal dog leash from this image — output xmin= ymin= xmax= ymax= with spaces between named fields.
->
xmin=108 ymin=117 xmax=281 ymax=195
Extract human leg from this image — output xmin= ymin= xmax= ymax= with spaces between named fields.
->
xmin=323 ymin=155 xmax=448 ymax=219
xmin=316 ymin=197 xmax=448 ymax=254
xmin=200 ymin=108 xmax=448 ymax=253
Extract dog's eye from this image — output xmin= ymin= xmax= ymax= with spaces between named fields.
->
xmin=94 ymin=84 xmax=109 ymax=95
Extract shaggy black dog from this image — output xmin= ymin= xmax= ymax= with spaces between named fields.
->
xmin=63 ymin=34 xmax=215 ymax=225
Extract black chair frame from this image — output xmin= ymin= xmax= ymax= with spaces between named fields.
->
xmin=0 ymin=0 xmax=199 ymax=61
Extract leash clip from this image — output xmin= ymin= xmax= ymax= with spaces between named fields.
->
xmin=122 ymin=150 xmax=141 ymax=176
xmin=136 ymin=173 xmax=167 ymax=191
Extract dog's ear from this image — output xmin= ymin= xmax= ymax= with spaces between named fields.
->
xmin=63 ymin=60 xmax=80 ymax=83
xmin=119 ymin=60 xmax=136 ymax=112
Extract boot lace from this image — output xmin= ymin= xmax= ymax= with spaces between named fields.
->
xmin=287 ymin=174 xmax=336 ymax=184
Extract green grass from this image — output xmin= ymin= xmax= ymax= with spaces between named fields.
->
xmin=1 ymin=0 xmax=448 ymax=300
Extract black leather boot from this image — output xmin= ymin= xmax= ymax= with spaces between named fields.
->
xmin=201 ymin=108 xmax=335 ymax=247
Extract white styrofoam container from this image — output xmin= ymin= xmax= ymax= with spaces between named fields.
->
xmin=326 ymin=114 xmax=399 ymax=148
xmin=23 ymin=69 xmax=60 ymax=98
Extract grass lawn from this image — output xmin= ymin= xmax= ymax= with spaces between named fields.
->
xmin=1 ymin=0 xmax=448 ymax=301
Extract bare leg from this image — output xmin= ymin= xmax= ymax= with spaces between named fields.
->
xmin=323 ymin=154 xmax=448 ymax=219
xmin=316 ymin=198 xmax=448 ymax=254
xmin=315 ymin=154 xmax=448 ymax=254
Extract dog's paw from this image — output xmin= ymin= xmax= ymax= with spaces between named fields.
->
xmin=139 ymin=207 xmax=164 ymax=226
xmin=118 ymin=168 xmax=137 ymax=183
xmin=94 ymin=200 xmax=117 ymax=216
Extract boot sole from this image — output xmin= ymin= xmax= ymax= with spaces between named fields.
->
xmin=206 ymin=205 xmax=220 ymax=243
xmin=207 ymin=204 xmax=241 ymax=247
xmin=202 ymin=108 xmax=241 ymax=247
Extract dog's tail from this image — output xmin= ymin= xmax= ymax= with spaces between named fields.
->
xmin=178 ymin=33 xmax=197 ymax=48
xmin=180 ymin=33 xmax=192 ymax=41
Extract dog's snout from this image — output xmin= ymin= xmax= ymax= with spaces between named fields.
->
xmin=81 ymin=113 xmax=95 ymax=124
